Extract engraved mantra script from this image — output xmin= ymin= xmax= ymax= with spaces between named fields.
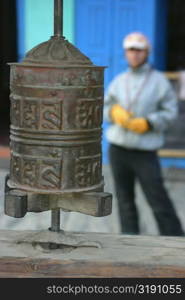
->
xmin=11 ymin=155 xmax=62 ymax=189
xmin=75 ymin=156 xmax=101 ymax=187
xmin=11 ymin=97 xmax=103 ymax=130
xmin=10 ymin=100 xmax=21 ymax=127
xmin=76 ymin=99 xmax=102 ymax=129
xmin=12 ymin=69 xmax=103 ymax=87
xmin=11 ymin=98 xmax=62 ymax=130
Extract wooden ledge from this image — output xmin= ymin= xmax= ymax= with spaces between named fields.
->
xmin=165 ymin=72 xmax=179 ymax=80
xmin=158 ymin=149 xmax=185 ymax=158
xmin=0 ymin=230 xmax=185 ymax=278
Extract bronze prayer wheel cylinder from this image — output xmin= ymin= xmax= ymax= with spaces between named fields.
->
xmin=5 ymin=35 xmax=112 ymax=218
xmin=9 ymin=37 xmax=104 ymax=194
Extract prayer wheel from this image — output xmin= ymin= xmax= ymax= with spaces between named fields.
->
xmin=4 ymin=0 xmax=112 ymax=229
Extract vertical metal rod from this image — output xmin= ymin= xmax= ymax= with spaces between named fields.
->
xmin=54 ymin=0 xmax=63 ymax=37
xmin=51 ymin=0 xmax=63 ymax=232
xmin=51 ymin=209 xmax=61 ymax=231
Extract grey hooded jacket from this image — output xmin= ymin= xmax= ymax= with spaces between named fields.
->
xmin=103 ymin=63 xmax=178 ymax=150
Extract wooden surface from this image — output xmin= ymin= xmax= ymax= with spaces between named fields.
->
xmin=165 ymin=72 xmax=179 ymax=80
xmin=0 ymin=230 xmax=185 ymax=278
xmin=158 ymin=149 xmax=185 ymax=158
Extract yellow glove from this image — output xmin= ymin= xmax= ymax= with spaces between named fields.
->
xmin=110 ymin=104 xmax=132 ymax=127
xmin=126 ymin=118 xmax=150 ymax=134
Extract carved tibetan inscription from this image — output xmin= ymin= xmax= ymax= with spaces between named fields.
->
xmin=11 ymin=155 xmax=21 ymax=183
xmin=22 ymin=159 xmax=38 ymax=187
xmin=40 ymin=102 xmax=62 ymax=130
xmin=11 ymin=99 xmax=63 ymax=131
xmin=23 ymin=101 xmax=39 ymax=129
xmin=75 ymin=155 xmax=101 ymax=187
xmin=10 ymin=98 xmax=21 ymax=127
xmin=39 ymin=160 xmax=62 ymax=189
xmin=76 ymin=98 xmax=102 ymax=129
xmin=11 ymin=155 xmax=62 ymax=190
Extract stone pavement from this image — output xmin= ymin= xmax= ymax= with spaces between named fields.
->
xmin=0 ymin=159 xmax=185 ymax=235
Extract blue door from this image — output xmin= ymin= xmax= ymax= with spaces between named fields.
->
xmin=75 ymin=0 xmax=167 ymax=163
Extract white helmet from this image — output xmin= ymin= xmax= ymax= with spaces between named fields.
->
xmin=123 ymin=32 xmax=151 ymax=51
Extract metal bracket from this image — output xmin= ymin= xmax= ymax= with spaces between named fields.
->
xmin=4 ymin=176 xmax=112 ymax=218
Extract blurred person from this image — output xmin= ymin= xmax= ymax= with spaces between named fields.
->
xmin=104 ymin=32 xmax=184 ymax=236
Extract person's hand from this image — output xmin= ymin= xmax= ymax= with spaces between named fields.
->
xmin=110 ymin=104 xmax=132 ymax=127
xmin=126 ymin=118 xmax=150 ymax=134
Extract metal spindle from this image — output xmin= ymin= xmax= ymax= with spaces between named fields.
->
xmin=54 ymin=0 xmax=63 ymax=37
xmin=50 ymin=0 xmax=63 ymax=232
xmin=51 ymin=209 xmax=61 ymax=232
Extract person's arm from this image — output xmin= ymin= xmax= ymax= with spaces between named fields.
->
xmin=146 ymin=77 xmax=178 ymax=132
xmin=103 ymin=77 xmax=132 ymax=126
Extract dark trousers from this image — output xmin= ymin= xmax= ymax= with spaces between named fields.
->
xmin=109 ymin=143 xmax=184 ymax=236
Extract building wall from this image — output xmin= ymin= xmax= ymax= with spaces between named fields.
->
xmin=17 ymin=0 xmax=74 ymax=58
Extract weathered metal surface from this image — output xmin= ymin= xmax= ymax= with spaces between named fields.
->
xmin=9 ymin=45 xmax=105 ymax=195
xmin=22 ymin=36 xmax=92 ymax=65
xmin=4 ymin=189 xmax=27 ymax=218
xmin=4 ymin=174 xmax=112 ymax=217
xmin=27 ymin=191 xmax=112 ymax=216
xmin=6 ymin=37 xmax=111 ymax=214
